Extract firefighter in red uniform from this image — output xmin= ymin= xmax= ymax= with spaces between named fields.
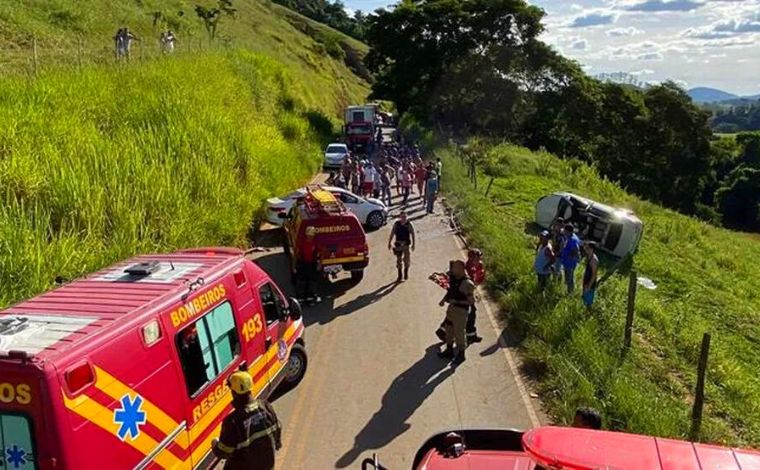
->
xmin=213 ymin=371 xmax=282 ymax=470
xmin=465 ymin=249 xmax=485 ymax=343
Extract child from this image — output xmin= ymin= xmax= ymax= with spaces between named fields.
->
xmin=465 ymin=249 xmax=484 ymax=343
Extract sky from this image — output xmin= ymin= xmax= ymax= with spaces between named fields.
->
xmin=343 ymin=0 xmax=760 ymax=96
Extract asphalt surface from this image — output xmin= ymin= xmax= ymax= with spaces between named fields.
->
xmin=249 ymin=186 xmax=539 ymax=469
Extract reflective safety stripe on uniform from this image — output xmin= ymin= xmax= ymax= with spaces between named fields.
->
xmin=232 ymin=424 xmax=280 ymax=451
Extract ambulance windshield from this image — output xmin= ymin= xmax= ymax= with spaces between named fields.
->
xmin=0 ymin=413 xmax=35 ymax=469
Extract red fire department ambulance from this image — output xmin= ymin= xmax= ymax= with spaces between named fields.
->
xmin=0 ymin=248 xmax=306 ymax=470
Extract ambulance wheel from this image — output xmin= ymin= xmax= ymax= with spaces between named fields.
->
xmin=282 ymin=343 xmax=308 ymax=390
xmin=351 ymin=270 xmax=364 ymax=282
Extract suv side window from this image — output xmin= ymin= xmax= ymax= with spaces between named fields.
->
xmin=176 ymin=301 xmax=240 ymax=396
xmin=259 ymin=283 xmax=286 ymax=325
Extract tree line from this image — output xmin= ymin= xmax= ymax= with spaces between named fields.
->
xmin=362 ymin=0 xmax=760 ymax=232
xmin=707 ymin=102 xmax=760 ymax=134
xmin=273 ymin=0 xmax=368 ymax=40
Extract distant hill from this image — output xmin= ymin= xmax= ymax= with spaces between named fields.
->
xmin=688 ymin=87 xmax=739 ymax=103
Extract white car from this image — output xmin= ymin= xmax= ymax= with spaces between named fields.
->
xmin=323 ymin=143 xmax=349 ymax=169
xmin=535 ymin=192 xmax=643 ymax=258
xmin=266 ymin=186 xmax=388 ymax=229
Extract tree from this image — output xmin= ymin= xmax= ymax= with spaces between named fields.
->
xmin=195 ymin=0 xmax=236 ymax=42
xmin=365 ymin=0 xmax=551 ymax=131
xmin=715 ymin=166 xmax=760 ymax=230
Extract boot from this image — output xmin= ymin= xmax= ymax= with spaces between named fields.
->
xmin=404 ymin=267 xmax=409 ymax=280
xmin=438 ymin=346 xmax=455 ymax=359
xmin=397 ymin=268 xmax=403 ymax=282
xmin=453 ymin=350 xmax=466 ymax=365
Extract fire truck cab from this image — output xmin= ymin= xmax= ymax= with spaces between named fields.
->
xmin=0 ymin=248 xmax=306 ymax=470
xmin=281 ymin=185 xmax=369 ymax=282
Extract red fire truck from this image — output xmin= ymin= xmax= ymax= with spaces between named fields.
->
xmin=0 ymin=248 xmax=306 ymax=469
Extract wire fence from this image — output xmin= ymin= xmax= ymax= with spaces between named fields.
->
xmin=0 ymin=35 xmax=226 ymax=77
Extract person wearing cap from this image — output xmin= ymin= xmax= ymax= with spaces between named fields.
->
xmin=582 ymin=241 xmax=599 ymax=310
xmin=438 ymin=259 xmax=475 ymax=364
xmin=213 ymin=371 xmax=282 ymax=470
xmin=535 ymin=230 xmax=555 ymax=292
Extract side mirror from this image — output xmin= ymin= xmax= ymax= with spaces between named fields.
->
xmin=277 ymin=212 xmax=289 ymax=220
xmin=287 ymin=297 xmax=302 ymax=321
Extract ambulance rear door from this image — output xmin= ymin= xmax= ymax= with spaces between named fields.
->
xmin=0 ymin=362 xmax=46 ymax=470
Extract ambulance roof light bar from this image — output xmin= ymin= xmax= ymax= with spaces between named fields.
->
xmin=303 ymin=185 xmax=345 ymax=215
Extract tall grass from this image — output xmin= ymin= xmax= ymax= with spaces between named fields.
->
xmin=0 ymin=50 xmax=344 ymax=306
xmin=441 ymin=142 xmax=760 ymax=446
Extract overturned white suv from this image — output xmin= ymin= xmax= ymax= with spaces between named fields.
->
xmin=535 ymin=192 xmax=643 ymax=258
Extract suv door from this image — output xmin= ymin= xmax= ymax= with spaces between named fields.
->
xmin=254 ymin=282 xmax=290 ymax=393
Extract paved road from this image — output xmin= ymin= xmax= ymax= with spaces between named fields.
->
xmin=250 ymin=189 xmax=539 ymax=469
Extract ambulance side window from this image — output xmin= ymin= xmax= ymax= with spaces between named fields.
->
xmin=176 ymin=301 xmax=240 ymax=397
xmin=259 ymin=283 xmax=286 ymax=325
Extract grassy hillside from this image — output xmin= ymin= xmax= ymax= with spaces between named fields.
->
xmin=0 ymin=1 xmax=369 ymax=307
xmin=0 ymin=0 xmax=368 ymax=114
xmin=441 ymin=142 xmax=760 ymax=447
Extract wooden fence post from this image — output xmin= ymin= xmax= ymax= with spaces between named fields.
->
xmin=623 ymin=270 xmax=637 ymax=351
xmin=690 ymin=332 xmax=711 ymax=441
xmin=485 ymin=177 xmax=495 ymax=197
xmin=32 ymin=36 xmax=39 ymax=76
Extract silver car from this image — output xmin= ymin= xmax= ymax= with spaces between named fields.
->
xmin=323 ymin=143 xmax=349 ymax=169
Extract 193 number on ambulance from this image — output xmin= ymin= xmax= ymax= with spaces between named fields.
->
xmin=242 ymin=314 xmax=263 ymax=342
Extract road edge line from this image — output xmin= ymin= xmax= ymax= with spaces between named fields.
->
xmin=451 ymin=235 xmax=542 ymax=428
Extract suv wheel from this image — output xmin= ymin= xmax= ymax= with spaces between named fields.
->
xmin=367 ymin=211 xmax=385 ymax=230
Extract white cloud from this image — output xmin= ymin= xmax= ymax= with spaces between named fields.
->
xmin=571 ymin=39 xmax=589 ymax=50
xmin=606 ymin=27 xmax=646 ymax=37
xmin=630 ymin=69 xmax=656 ymax=75
xmin=568 ymin=11 xmax=619 ymax=28
xmin=626 ymin=0 xmax=703 ymax=12
xmin=638 ymin=52 xmax=665 ymax=60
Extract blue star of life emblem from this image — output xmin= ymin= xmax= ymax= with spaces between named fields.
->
xmin=113 ymin=394 xmax=147 ymax=441
xmin=6 ymin=444 xmax=27 ymax=469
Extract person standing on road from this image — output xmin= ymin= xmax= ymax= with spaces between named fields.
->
xmin=559 ymin=224 xmax=581 ymax=293
xmin=582 ymin=242 xmax=599 ymax=310
xmin=362 ymin=162 xmax=377 ymax=198
xmin=465 ymin=249 xmax=484 ymax=344
xmin=436 ymin=157 xmax=443 ymax=188
xmin=379 ymin=165 xmax=393 ymax=207
xmin=399 ymin=164 xmax=413 ymax=204
xmin=424 ymin=168 xmax=439 ymax=214
xmin=414 ymin=162 xmax=427 ymax=197
xmin=388 ymin=211 xmax=415 ymax=282
xmin=213 ymin=371 xmax=282 ymax=470
xmin=535 ymin=231 xmax=555 ymax=293
xmin=438 ymin=260 xmax=475 ymax=364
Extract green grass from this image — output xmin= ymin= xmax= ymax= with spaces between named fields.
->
xmin=0 ymin=1 xmax=370 ymax=307
xmin=440 ymin=142 xmax=760 ymax=447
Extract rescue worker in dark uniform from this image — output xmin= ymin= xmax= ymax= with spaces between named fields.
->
xmin=213 ymin=371 xmax=282 ymax=470
xmin=438 ymin=260 xmax=475 ymax=364
xmin=388 ymin=211 xmax=415 ymax=282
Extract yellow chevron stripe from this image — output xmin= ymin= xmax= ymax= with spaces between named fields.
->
xmin=93 ymin=366 xmax=189 ymax=450
xmin=62 ymin=393 xmax=186 ymax=469
xmin=187 ymin=323 xmax=297 ymax=444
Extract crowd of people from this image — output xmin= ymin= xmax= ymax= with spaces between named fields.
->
xmin=326 ymin=142 xmax=443 ymax=213
xmin=534 ymin=217 xmax=600 ymax=309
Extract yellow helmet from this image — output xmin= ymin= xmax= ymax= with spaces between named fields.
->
xmin=227 ymin=371 xmax=253 ymax=395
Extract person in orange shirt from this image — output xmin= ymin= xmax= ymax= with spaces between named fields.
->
xmin=465 ymin=249 xmax=485 ymax=343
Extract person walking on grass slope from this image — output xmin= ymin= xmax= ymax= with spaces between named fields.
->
xmin=438 ymin=260 xmax=475 ymax=365
xmin=582 ymin=242 xmax=599 ymax=310
xmin=550 ymin=216 xmax=565 ymax=281
xmin=559 ymin=224 xmax=581 ymax=294
xmin=388 ymin=211 xmax=415 ymax=282
xmin=535 ymin=230 xmax=555 ymax=293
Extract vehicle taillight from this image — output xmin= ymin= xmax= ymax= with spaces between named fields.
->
xmin=65 ymin=363 xmax=94 ymax=394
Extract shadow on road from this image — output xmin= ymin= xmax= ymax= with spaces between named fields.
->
xmin=335 ymin=344 xmax=455 ymax=468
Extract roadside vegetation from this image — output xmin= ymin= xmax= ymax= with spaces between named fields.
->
xmin=438 ymin=140 xmax=760 ymax=447
xmin=0 ymin=0 xmax=369 ymax=307
xmin=363 ymin=0 xmax=760 ymax=234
